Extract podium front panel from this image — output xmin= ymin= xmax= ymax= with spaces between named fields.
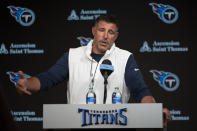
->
xmin=43 ymin=104 xmax=163 ymax=129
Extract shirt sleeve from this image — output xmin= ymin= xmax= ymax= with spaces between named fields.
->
xmin=125 ymin=54 xmax=152 ymax=103
xmin=36 ymin=52 xmax=69 ymax=90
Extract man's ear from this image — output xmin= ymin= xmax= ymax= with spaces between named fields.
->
xmin=92 ymin=26 xmax=95 ymax=36
xmin=115 ymin=31 xmax=119 ymax=40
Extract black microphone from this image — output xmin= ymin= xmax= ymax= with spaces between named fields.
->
xmin=100 ymin=59 xmax=114 ymax=104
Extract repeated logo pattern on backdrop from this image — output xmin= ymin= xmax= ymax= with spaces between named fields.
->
xmin=6 ymin=72 xmax=31 ymax=85
xmin=150 ymin=70 xmax=180 ymax=92
xmin=7 ymin=5 xmax=35 ymax=26
xmin=0 ymin=1 xmax=194 ymax=130
xmin=149 ymin=3 xmax=179 ymax=24
xmin=139 ymin=41 xmax=189 ymax=53
xmin=77 ymin=36 xmax=92 ymax=46
xmin=0 ymin=42 xmax=44 ymax=55
xmin=67 ymin=9 xmax=107 ymax=21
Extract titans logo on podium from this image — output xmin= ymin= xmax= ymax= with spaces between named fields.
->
xmin=78 ymin=108 xmax=127 ymax=126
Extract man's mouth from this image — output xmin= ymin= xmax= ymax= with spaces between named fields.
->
xmin=100 ymin=43 xmax=107 ymax=47
xmin=100 ymin=41 xmax=108 ymax=45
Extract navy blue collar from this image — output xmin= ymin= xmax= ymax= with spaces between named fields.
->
xmin=90 ymin=52 xmax=104 ymax=62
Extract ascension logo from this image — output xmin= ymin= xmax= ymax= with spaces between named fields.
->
xmin=139 ymin=41 xmax=189 ymax=53
xmin=149 ymin=3 xmax=178 ymax=24
xmin=67 ymin=9 xmax=107 ymax=21
xmin=7 ymin=5 xmax=35 ymax=26
xmin=78 ymin=108 xmax=127 ymax=126
xmin=67 ymin=10 xmax=79 ymax=20
xmin=0 ymin=43 xmax=9 ymax=54
xmin=0 ymin=42 xmax=44 ymax=55
xmin=139 ymin=41 xmax=152 ymax=53
xmin=150 ymin=70 xmax=180 ymax=92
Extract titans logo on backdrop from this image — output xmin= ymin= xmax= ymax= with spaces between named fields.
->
xmin=77 ymin=36 xmax=92 ymax=46
xmin=6 ymin=71 xmax=31 ymax=85
xmin=149 ymin=3 xmax=178 ymax=24
xmin=150 ymin=70 xmax=180 ymax=92
xmin=7 ymin=5 xmax=35 ymax=26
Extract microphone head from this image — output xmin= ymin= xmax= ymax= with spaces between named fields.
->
xmin=102 ymin=59 xmax=112 ymax=65
xmin=100 ymin=59 xmax=114 ymax=78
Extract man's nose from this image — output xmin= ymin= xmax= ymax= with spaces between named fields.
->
xmin=103 ymin=32 xmax=108 ymax=39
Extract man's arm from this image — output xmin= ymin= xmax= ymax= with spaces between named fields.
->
xmin=125 ymin=54 xmax=153 ymax=102
xmin=16 ymin=52 xmax=69 ymax=95
xmin=36 ymin=52 xmax=69 ymax=90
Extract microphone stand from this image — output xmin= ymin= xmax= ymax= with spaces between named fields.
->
xmin=103 ymin=72 xmax=108 ymax=104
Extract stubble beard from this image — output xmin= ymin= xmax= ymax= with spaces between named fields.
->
xmin=92 ymin=41 xmax=108 ymax=54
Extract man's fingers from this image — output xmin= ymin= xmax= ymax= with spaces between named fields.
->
xmin=163 ymin=108 xmax=171 ymax=120
xmin=18 ymin=70 xmax=25 ymax=79
xmin=163 ymin=108 xmax=172 ymax=127
xmin=22 ymin=89 xmax=32 ymax=95
xmin=16 ymin=85 xmax=32 ymax=95
xmin=15 ymin=73 xmax=32 ymax=95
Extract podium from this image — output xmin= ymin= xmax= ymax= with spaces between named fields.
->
xmin=43 ymin=103 xmax=163 ymax=129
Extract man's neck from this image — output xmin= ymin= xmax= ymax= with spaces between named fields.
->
xmin=92 ymin=51 xmax=105 ymax=55
xmin=90 ymin=52 xmax=104 ymax=62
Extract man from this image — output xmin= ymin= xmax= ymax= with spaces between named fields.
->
xmin=16 ymin=15 xmax=171 ymax=126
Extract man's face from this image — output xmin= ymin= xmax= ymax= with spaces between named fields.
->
xmin=92 ymin=20 xmax=119 ymax=54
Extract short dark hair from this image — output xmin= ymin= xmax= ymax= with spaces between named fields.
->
xmin=94 ymin=14 xmax=119 ymax=31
